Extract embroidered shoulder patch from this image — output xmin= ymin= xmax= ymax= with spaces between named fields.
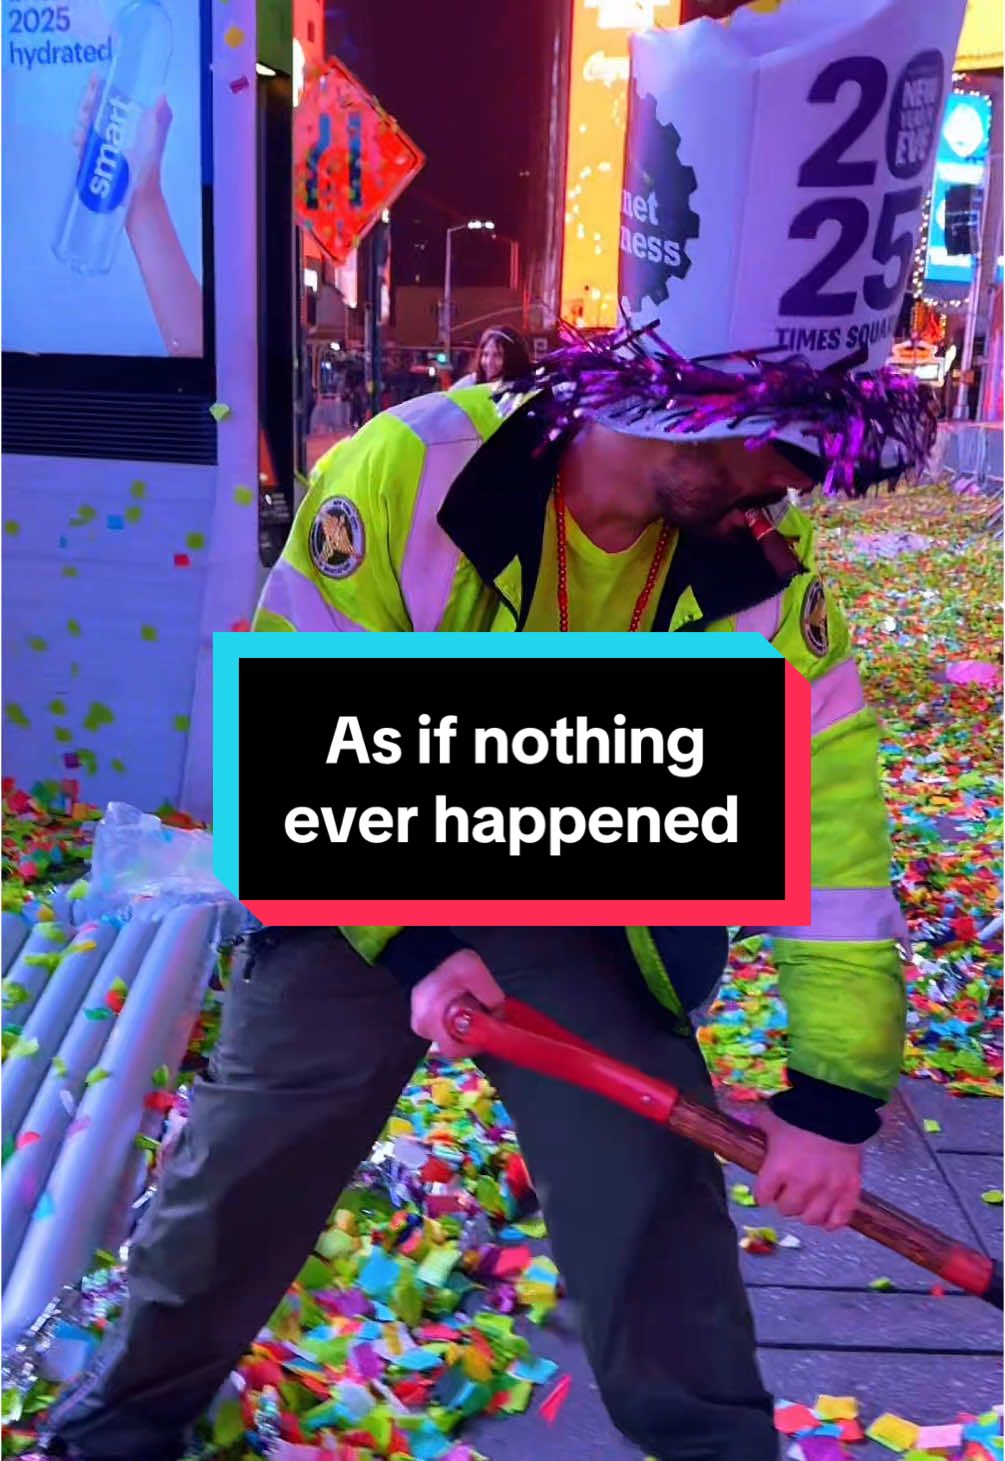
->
xmin=801 ymin=578 xmax=829 ymax=657
xmin=309 ymin=497 xmax=365 ymax=580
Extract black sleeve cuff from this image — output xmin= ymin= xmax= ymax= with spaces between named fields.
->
xmin=380 ymin=928 xmax=466 ymax=992
xmin=769 ymin=1069 xmax=883 ymax=1144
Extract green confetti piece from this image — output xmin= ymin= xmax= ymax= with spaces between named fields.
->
xmin=209 ymin=401 xmax=231 ymax=422
xmin=186 ymin=532 xmax=206 ymax=550
xmin=8 ymin=1036 xmax=40 ymax=1060
xmin=173 ymin=714 xmax=191 ymax=733
xmin=297 ymin=1254 xmax=330 ymax=1291
xmin=61 ymin=565 xmax=79 ymax=578
xmin=233 ymin=484 xmax=254 ymax=505
xmin=134 ymin=1134 xmax=160 ymax=1154
xmin=5 ymin=703 xmax=30 ymax=728
xmin=140 ymin=625 xmax=158 ymax=642
xmin=54 ymin=728 xmax=73 ymax=743
xmin=84 ymin=1066 xmax=111 ymax=1087
xmin=151 ymin=1064 xmax=172 ymax=1089
xmin=84 ymin=1007 xmax=113 ymax=1022
xmin=67 ymin=879 xmax=89 ymax=901
xmin=111 ymin=757 xmax=127 ymax=773
xmin=730 ymin=1183 xmax=757 ymax=1207
xmin=27 ymin=636 xmax=48 ymax=652
xmin=316 ymin=1226 xmax=354 ymax=1261
xmin=130 ymin=479 xmax=148 ymax=499
xmin=981 ymin=1189 xmax=1004 ymax=1205
xmin=75 ymin=749 xmax=98 ymax=775
xmin=124 ymin=505 xmax=143 ymax=524
xmin=67 ymin=619 xmax=81 ymax=636
xmin=74 ymin=504 xmax=98 ymax=523
xmin=110 ymin=977 xmax=129 ymax=997
xmin=923 ymin=1118 xmax=942 ymax=1134
xmin=51 ymin=1056 xmax=68 ymax=1077
xmin=91 ymin=1248 xmax=118 ymax=1269
xmin=48 ymin=699 xmax=67 ymax=716
xmin=2 ymin=983 xmax=28 ymax=1010
xmin=869 ymin=1276 xmax=895 ymax=1291
xmin=70 ymin=662 xmax=81 ymax=677
xmin=4 ymin=520 xmax=20 ymax=536
xmin=1 ymin=1134 xmax=15 ymax=1166
xmin=83 ymin=701 xmax=115 ymax=732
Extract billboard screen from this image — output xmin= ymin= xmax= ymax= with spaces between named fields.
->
xmin=923 ymin=90 xmax=993 ymax=290
xmin=2 ymin=0 xmax=206 ymax=359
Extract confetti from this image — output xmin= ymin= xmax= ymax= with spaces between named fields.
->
xmin=173 ymin=553 xmax=191 ymax=568
xmin=923 ymin=1119 xmax=942 ymax=1134
xmin=867 ymin=1411 xmax=921 ymax=1451
xmin=233 ymin=484 xmax=254 ymax=505
xmin=209 ymin=401 xmax=232 ymax=422
xmin=140 ymin=625 xmax=159 ymax=642
xmin=980 ymin=1189 xmax=1003 ymax=1205
xmin=186 ymin=532 xmax=206 ymax=550
xmin=223 ymin=24 xmax=245 ymax=47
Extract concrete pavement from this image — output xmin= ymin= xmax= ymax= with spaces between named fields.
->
xmin=467 ymin=1079 xmax=1003 ymax=1458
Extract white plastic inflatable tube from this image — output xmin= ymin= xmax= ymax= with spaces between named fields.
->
xmin=2 ymin=922 xmax=73 ymax=1025
xmin=2 ymin=904 xmax=219 ymax=1346
xmin=2 ymin=924 xmax=118 ymax=1144
xmin=1 ymin=917 xmax=159 ymax=1286
xmin=2 ymin=912 xmax=30 ymax=976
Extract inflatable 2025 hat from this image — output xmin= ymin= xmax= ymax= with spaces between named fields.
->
xmin=528 ymin=0 xmax=968 ymax=495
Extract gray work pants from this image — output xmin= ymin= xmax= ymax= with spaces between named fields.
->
xmin=50 ymin=927 xmax=777 ymax=1461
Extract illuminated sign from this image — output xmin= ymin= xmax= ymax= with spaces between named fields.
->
xmin=956 ymin=0 xmax=1003 ymax=70
xmin=923 ymin=91 xmax=992 ymax=289
xmin=561 ymin=0 xmax=680 ymax=328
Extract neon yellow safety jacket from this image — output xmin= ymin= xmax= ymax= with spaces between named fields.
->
xmin=253 ymin=386 xmax=908 ymax=1141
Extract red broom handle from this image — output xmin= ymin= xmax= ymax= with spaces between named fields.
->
xmin=446 ymin=999 xmax=1002 ymax=1310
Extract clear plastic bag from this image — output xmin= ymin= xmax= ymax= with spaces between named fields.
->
xmin=88 ymin=802 xmax=249 ymax=937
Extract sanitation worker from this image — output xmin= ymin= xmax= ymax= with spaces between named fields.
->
xmin=48 ymin=0 xmax=964 ymax=1454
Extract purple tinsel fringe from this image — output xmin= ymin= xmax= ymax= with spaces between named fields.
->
xmin=511 ymin=323 xmax=938 ymax=498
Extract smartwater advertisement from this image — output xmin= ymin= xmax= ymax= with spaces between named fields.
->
xmin=2 ymin=0 xmax=204 ymax=358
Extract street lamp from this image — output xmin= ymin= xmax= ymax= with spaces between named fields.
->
xmin=442 ymin=219 xmax=496 ymax=358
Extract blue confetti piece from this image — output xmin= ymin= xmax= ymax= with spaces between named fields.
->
xmin=35 ymin=1191 xmax=55 ymax=1220
xmin=107 ymin=515 xmax=125 ymax=530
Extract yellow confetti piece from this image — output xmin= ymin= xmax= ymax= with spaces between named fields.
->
xmin=233 ymin=485 xmax=254 ymax=505
xmin=130 ymin=480 xmax=148 ymax=499
xmin=210 ymin=401 xmax=232 ymax=421
xmin=814 ymin=1395 xmax=859 ymax=1421
xmin=460 ymin=1346 xmax=493 ymax=1382
xmin=141 ymin=625 xmax=159 ymax=642
xmin=4 ymin=520 xmax=20 ymax=535
xmin=48 ymin=699 xmax=67 ymax=715
xmin=430 ymin=1078 xmax=456 ymax=1107
xmin=111 ymin=758 xmax=126 ymax=773
xmin=981 ymin=1188 xmax=1003 ymax=1204
xmin=223 ymin=24 xmax=245 ymax=47
xmin=67 ymin=619 xmax=82 ymax=637
xmin=125 ymin=506 xmax=143 ymax=524
xmin=186 ymin=532 xmax=206 ymax=550
xmin=923 ymin=1119 xmax=941 ymax=1134
xmin=173 ymin=714 xmax=191 ymax=733
xmin=70 ymin=940 xmax=98 ymax=954
xmin=867 ymin=1412 xmax=920 ymax=1451
xmin=61 ymin=565 xmax=78 ymax=578
xmin=27 ymin=636 xmax=48 ymax=652
xmin=5 ymin=703 xmax=30 ymax=728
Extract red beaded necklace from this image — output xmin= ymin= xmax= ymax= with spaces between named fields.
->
xmin=553 ymin=478 xmax=673 ymax=633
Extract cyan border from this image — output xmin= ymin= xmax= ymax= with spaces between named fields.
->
xmin=212 ymin=630 xmax=779 ymax=897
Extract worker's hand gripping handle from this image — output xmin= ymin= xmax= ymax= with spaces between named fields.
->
xmin=446 ymin=998 xmax=1003 ymax=1310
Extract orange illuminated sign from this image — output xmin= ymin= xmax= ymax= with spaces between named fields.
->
xmin=561 ymin=0 xmax=681 ymax=329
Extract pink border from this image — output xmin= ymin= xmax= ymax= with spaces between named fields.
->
xmin=245 ymin=664 xmax=812 ymax=928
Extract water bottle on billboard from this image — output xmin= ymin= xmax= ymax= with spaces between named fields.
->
xmin=53 ymin=0 xmax=173 ymax=275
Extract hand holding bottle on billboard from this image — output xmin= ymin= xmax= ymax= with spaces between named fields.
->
xmin=73 ymin=73 xmax=203 ymax=358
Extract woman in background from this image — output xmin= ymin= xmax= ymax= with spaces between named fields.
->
xmin=456 ymin=327 xmax=532 ymax=389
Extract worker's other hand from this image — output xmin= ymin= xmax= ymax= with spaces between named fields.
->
xmin=411 ymin=950 xmax=505 ymax=1059
xmin=753 ymin=1105 xmax=862 ymax=1230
